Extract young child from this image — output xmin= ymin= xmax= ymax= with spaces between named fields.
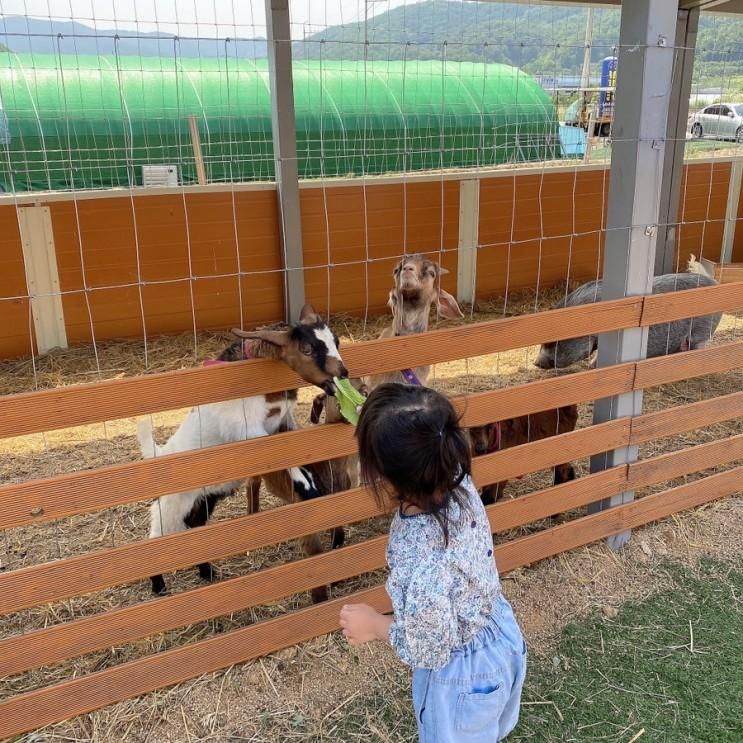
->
xmin=340 ymin=383 xmax=526 ymax=742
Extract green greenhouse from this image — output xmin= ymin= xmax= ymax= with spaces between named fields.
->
xmin=0 ymin=53 xmax=560 ymax=192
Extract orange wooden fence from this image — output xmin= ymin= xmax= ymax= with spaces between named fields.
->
xmin=0 ymin=281 xmax=741 ymax=738
xmin=1 ymin=159 xmax=739 ymax=359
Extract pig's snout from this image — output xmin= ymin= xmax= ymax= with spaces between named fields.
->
xmin=534 ymin=351 xmax=552 ymax=369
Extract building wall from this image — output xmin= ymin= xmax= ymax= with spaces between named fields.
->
xmin=676 ymin=160 xmax=730 ymax=266
xmin=0 ymin=206 xmax=29 ymax=358
xmin=477 ymin=168 xmax=609 ymax=297
xmin=49 ymin=190 xmax=284 ymax=349
xmin=301 ymin=180 xmax=460 ymax=318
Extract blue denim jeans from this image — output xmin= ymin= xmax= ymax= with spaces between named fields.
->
xmin=412 ymin=593 xmax=526 ymax=742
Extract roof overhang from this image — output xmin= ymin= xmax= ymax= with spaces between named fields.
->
xmin=481 ymin=0 xmax=743 ymax=14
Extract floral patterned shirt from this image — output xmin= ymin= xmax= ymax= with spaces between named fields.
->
xmin=386 ymin=476 xmax=501 ymax=670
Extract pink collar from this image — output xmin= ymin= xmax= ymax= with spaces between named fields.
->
xmin=487 ymin=422 xmax=523 ymax=479
xmin=202 ymin=340 xmax=253 ymax=367
xmin=487 ymin=421 xmax=502 ymax=453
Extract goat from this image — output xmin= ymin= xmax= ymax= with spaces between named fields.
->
xmin=365 ymin=254 xmax=463 ymax=390
xmin=243 ymin=378 xmax=368 ymax=603
xmin=137 ymin=303 xmax=348 ymax=596
xmin=468 ymin=404 xmax=579 ymax=505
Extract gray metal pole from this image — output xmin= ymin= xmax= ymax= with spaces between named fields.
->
xmin=588 ymin=0 xmax=678 ymax=550
xmin=580 ymin=8 xmax=594 ymax=91
xmin=655 ymin=7 xmax=700 ymax=275
xmin=266 ymin=0 xmax=306 ymax=323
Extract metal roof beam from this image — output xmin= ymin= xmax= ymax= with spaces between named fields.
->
xmin=478 ymin=0 xmax=743 ymax=14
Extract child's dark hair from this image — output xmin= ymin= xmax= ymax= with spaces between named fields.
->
xmin=356 ymin=383 xmax=472 ymax=543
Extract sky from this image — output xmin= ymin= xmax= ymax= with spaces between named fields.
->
xmin=0 ymin=0 xmax=411 ymax=37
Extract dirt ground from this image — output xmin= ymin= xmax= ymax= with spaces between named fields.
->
xmin=0 ymin=290 xmax=741 ymax=742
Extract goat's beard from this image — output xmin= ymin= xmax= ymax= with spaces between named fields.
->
xmin=398 ymin=287 xmax=425 ymax=304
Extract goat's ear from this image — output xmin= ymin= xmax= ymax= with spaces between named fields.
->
xmin=299 ymin=303 xmax=321 ymax=325
xmin=387 ymin=289 xmax=397 ymax=310
xmin=437 ymin=288 xmax=464 ymax=320
xmin=437 ymin=265 xmax=450 ymax=276
xmin=231 ymin=328 xmax=290 ymax=347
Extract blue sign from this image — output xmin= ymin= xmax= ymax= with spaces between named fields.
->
xmin=598 ymin=56 xmax=617 ymax=118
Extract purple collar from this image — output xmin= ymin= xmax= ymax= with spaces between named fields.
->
xmin=400 ymin=368 xmax=422 ymax=385
xmin=395 ymin=332 xmax=422 ymax=386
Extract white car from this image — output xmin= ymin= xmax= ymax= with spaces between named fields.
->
xmin=688 ymin=103 xmax=743 ymax=143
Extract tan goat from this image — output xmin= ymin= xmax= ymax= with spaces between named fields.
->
xmin=366 ymin=254 xmax=463 ymax=389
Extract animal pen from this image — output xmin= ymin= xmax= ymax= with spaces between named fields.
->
xmin=0 ymin=0 xmax=742 ymax=739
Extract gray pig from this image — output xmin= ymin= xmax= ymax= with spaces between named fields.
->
xmin=534 ymin=258 xmax=721 ymax=369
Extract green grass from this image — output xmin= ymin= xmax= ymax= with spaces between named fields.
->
xmin=318 ymin=558 xmax=743 ymax=742
xmin=514 ymin=558 xmax=743 ymax=742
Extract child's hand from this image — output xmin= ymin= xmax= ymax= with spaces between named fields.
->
xmin=339 ymin=604 xmax=392 ymax=646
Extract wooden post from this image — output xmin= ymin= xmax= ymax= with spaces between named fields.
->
xmin=721 ymin=158 xmax=742 ymax=265
xmin=583 ymin=108 xmax=596 ymax=163
xmin=456 ymin=179 xmax=479 ymax=305
xmin=188 ymin=114 xmax=207 ymax=186
xmin=18 ymin=206 xmax=68 ymax=355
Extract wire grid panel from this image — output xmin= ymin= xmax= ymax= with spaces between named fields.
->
xmin=0 ymin=0 xmax=742 ymax=739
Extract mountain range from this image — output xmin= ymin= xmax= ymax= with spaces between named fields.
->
xmin=294 ymin=1 xmax=743 ymax=82
xmin=0 ymin=16 xmax=266 ymax=58
xmin=1 ymin=2 xmax=741 ymax=84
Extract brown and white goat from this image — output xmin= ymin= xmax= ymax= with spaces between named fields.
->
xmin=366 ymin=254 xmax=463 ymax=390
xmin=468 ymin=405 xmax=579 ymax=505
xmin=244 ymin=379 xmax=367 ymax=603
xmin=137 ymin=304 xmax=348 ymax=596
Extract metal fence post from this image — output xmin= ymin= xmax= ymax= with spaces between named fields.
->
xmin=655 ymin=6 xmax=700 ymax=275
xmin=266 ymin=0 xmax=306 ymax=323
xmin=588 ymin=0 xmax=679 ymax=550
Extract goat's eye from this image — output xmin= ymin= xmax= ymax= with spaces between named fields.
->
xmin=301 ymin=343 xmax=313 ymax=356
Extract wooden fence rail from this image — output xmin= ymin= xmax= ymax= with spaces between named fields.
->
xmin=0 ymin=416 xmax=743 ymax=674
xmin=2 ymin=393 xmax=742 ymax=642
xmin=0 ymin=281 xmax=739 ymax=441
xmin=0 ymin=464 xmax=740 ymax=740
xmin=0 ymin=281 xmax=741 ymax=740
xmin=1 ymin=340 xmax=741 ymax=533
xmin=0 ymin=419 xmax=631 ymax=614
xmin=5 ymin=420 xmax=743 ymax=681
xmin=3 ymin=382 xmax=743 ymax=618
xmin=0 ymin=296 xmax=643 ymax=439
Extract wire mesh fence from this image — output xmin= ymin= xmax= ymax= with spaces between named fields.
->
xmin=0 ymin=1 xmax=742 ymax=740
